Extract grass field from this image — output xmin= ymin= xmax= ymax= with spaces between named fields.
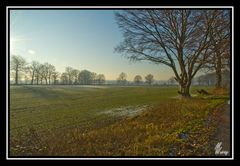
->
xmin=9 ymin=85 xmax=229 ymax=156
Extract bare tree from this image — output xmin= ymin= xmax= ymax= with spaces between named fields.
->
xmin=96 ymin=74 xmax=106 ymax=85
xmin=78 ymin=70 xmax=94 ymax=85
xmin=65 ymin=67 xmax=74 ymax=85
xmin=27 ymin=61 xmax=41 ymax=85
xmin=34 ymin=62 xmax=42 ymax=85
xmin=10 ymin=55 xmax=26 ymax=85
xmin=115 ymin=10 xmax=222 ymax=97
xmin=52 ymin=71 xmax=60 ymax=85
xmin=117 ymin=72 xmax=127 ymax=85
xmin=47 ymin=64 xmax=56 ymax=85
xmin=41 ymin=63 xmax=51 ymax=85
xmin=60 ymin=72 xmax=68 ymax=85
xmin=72 ymin=69 xmax=80 ymax=84
xmin=91 ymin=72 xmax=97 ymax=85
xmin=134 ymin=75 xmax=142 ymax=84
xmin=38 ymin=64 xmax=46 ymax=85
xmin=203 ymin=10 xmax=230 ymax=88
xmin=145 ymin=74 xmax=154 ymax=85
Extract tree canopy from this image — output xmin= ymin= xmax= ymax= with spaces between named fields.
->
xmin=115 ymin=10 xmax=230 ymax=96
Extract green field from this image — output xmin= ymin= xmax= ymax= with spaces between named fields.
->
xmin=9 ymin=85 xmax=229 ymax=156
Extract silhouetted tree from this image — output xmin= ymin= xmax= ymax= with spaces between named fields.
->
xmin=145 ymin=74 xmax=154 ymax=85
xmin=115 ymin=10 xmax=227 ymax=97
xmin=47 ymin=64 xmax=56 ymax=85
xmin=52 ymin=71 xmax=60 ymax=85
xmin=60 ymin=72 xmax=68 ymax=85
xmin=41 ymin=63 xmax=51 ymax=85
xmin=203 ymin=10 xmax=230 ymax=88
xmin=134 ymin=75 xmax=142 ymax=84
xmin=117 ymin=72 xmax=127 ymax=85
xmin=96 ymin=74 xmax=105 ymax=85
xmin=10 ymin=55 xmax=26 ymax=85
xmin=34 ymin=62 xmax=42 ymax=85
xmin=78 ymin=70 xmax=95 ymax=85
xmin=27 ymin=61 xmax=40 ymax=85
xmin=72 ymin=69 xmax=80 ymax=84
xmin=65 ymin=67 xmax=74 ymax=85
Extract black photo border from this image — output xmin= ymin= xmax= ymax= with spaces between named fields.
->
xmin=1 ymin=0 xmax=239 ymax=162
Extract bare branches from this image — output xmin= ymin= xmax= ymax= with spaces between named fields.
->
xmin=10 ymin=55 xmax=27 ymax=84
xmin=115 ymin=9 xmax=230 ymax=96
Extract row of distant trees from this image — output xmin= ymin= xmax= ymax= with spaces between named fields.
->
xmin=10 ymin=55 xmax=106 ymax=85
xmin=117 ymin=72 xmax=154 ymax=85
xmin=196 ymin=70 xmax=230 ymax=87
xmin=10 ymin=55 xmax=230 ymax=87
xmin=10 ymin=55 xmax=157 ymax=85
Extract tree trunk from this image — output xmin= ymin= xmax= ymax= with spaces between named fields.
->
xmin=179 ymin=82 xmax=191 ymax=97
xmin=215 ymin=56 xmax=222 ymax=88
xmin=15 ymin=69 xmax=18 ymax=85
xmin=31 ymin=71 xmax=35 ymax=85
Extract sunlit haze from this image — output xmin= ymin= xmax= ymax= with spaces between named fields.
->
xmin=10 ymin=10 xmax=176 ymax=80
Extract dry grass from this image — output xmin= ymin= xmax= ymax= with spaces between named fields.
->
xmin=10 ymin=97 xmax=228 ymax=156
xmin=209 ymin=87 xmax=230 ymax=96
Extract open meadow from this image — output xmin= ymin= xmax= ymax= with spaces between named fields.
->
xmin=8 ymin=8 xmax=232 ymax=158
xmin=9 ymin=85 xmax=229 ymax=156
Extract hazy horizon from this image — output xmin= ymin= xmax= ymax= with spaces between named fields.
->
xmin=9 ymin=10 xmax=180 ymax=81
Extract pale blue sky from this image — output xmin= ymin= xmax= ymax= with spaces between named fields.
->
xmin=10 ymin=10 xmax=174 ymax=80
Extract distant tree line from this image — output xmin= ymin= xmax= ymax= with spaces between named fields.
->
xmin=10 ymin=55 xmax=158 ymax=86
xmin=116 ymin=72 xmax=155 ymax=85
xmin=10 ymin=55 xmax=105 ymax=85
xmin=195 ymin=70 xmax=230 ymax=88
xmin=10 ymin=55 xmax=229 ymax=87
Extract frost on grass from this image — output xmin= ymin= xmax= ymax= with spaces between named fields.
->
xmin=65 ymin=85 xmax=110 ymax=89
xmin=100 ymin=105 xmax=149 ymax=118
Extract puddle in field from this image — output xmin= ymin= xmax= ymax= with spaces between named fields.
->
xmin=100 ymin=105 xmax=149 ymax=118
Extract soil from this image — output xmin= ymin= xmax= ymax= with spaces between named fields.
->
xmin=211 ymin=101 xmax=231 ymax=156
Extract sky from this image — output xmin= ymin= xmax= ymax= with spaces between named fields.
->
xmin=9 ymin=10 xmax=174 ymax=81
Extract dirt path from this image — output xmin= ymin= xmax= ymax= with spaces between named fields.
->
xmin=211 ymin=101 xmax=231 ymax=156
